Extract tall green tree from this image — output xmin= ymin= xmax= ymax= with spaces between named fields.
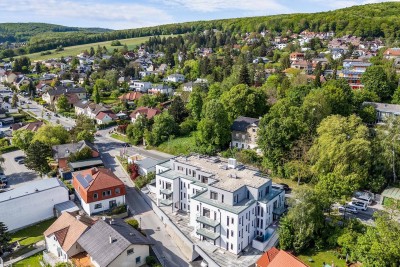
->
xmin=238 ymin=64 xmax=251 ymax=86
xmin=56 ymin=94 xmax=70 ymax=112
xmin=12 ymin=129 xmax=35 ymax=151
xmin=126 ymin=115 xmax=149 ymax=145
xmin=25 ymin=141 xmax=52 ymax=176
xmin=309 ymin=115 xmax=371 ymax=199
xmin=362 ymin=65 xmax=395 ymax=101
xmin=0 ymin=222 xmax=10 ymax=255
xmin=187 ymin=89 xmax=204 ymax=121
xmin=33 ymin=125 xmax=70 ymax=146
xmin=168 ymin=96 xmax=188 ymax=123
xmin=92 ymin=84 xmax=101 ymax=104
xmin=11 ymin=93 xmax=18 ymax=108
xmin=145 ymin=112 xmax=178 ymax=146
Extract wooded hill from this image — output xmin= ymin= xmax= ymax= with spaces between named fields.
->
xmin=3 ymin=2 xmax=400 ymax=57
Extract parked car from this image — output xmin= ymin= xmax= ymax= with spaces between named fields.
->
xmin=353 ymin=191 xmax=373 ymax=205
xmin=349 ymin=201 xmax=368 ymax=211
xmin=17 ymin=159 xmax=25 ymax=165
xmin=338 ymin=205 xmax=359 ymax=214
xmin=54 ymin=114 xmax=60 ymax=117
xmin=272 ymin=183 xmax=285 ymax=191
xmin=278 ymin=183 xmax=291 ymax=192
xmin=0 ymin=177 xmax=8 ymax=185
xmin=14 ymin=156 xmax=25 ymax=162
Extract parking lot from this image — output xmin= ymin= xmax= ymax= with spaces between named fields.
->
xmin=2 ymin=150 xmax=42 ymax=189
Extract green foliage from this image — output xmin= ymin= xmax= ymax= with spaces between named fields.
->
xmin=196 ymin=99 xmax=230 ymax=153
xmin=358 ymin=104 xmax=376 ymax=124
xmin=220 ymin=84 xmax=268 ymax=122
xmin=135 ymin=172 xmax=155 ymax=189
xmin=179 ymin=118 xmax=198 ymax=136
xmin=25 ymin=140 xmax=52 ymax=176
xmin=32 ymin=125 xmax=69 ymax=146
xmin=168 ymin=96 xmax=188 ymax=123
xmin=12 ymin=129 xmax=35 ymax=151
xmin=145 ymin=112 xmax=178 ymax=146
xmin=187 ymin=89 xmax=204 ymax=121
xmin=56 ymin=94 xmax=70 ymax=112
xmin=126 ymin=115 xmax=149 ymax=145
xmin=309 ymin=115 xmax=371 ymax=199
xmin=126 ymin=219 xmax=139 ymax=229
xmin=68 ymin=146 xmax=93 ymax=162
xmin=110 ymin=40 xmax=122 ymax=46
xmin=362 ymin=65 xmax=396 ymax=101
xmin=0 ymin=221 xmax=11 ymax=255
xmin=76 ymin=130 xmax=95 ymax=143
xmin=146 ymin=256 xmax=157 ymax=266
xmin=71 ymin=115 xmax=96 ymax=141
xmin=11 ymin=93 xmax=18 ymax=108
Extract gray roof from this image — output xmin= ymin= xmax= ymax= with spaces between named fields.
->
xmin=69 ymin=158 xmax=104 ymax=170
xmin=231 ymin=116 xmax=260 ymax=132
xmin=78 ymin=218 xmax=152 ymax=267
xmin=0 ymin=178 xmax=66 ymax=203
xmin=52 ymin=140 xmax=97 ymax=160
xmin=54 ymin=200 xmax=80 ymax=214
xmin=135 ymin=157 xmax=160 ymax=170
xmin=47 ymin=86 xmax=86 ymax=96
xmin=363 ymin=102 xmax=400 ymax=115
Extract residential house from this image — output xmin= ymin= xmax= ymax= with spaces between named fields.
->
xmin=130 ymin=107 xmax=161 ymax=123
xmin=60 ymin=80 xmax=74 ymax=87
xmin=96 ymin=111 xmax=117 ymax=125
xmin=52 ymin=140 xmax=99 ymax=170
xmin=72 ymin=168 xmax=126 ymax=215
xmin=166 ymin=74 xmax=185 ymax=83
xmin=339 ymin=60 xmax=372 ymax=89
xmin=384 ymin=48 xmax=400 ymax=60
xmin=155 ymin=155 xmax=285 ymax=254
xmin=118 ymin=92 xmax=143 ymax=102
xmin=182 ymin=78 xmax=208 ymax=92
xmin=36 ymin=82 xmax=52 ymax=93
xmin=231 ymin=116 xmax=260 ymax=151
xmin=127 ymin=154 xmax=161 ymax=176
xmin=0 ymin=109 xmax=14 ymax=126
xmin=11 ymin=121 xmax=44 ymax=132
xmin=42 ymin=87 xmax=86 ymax=106
xmin=78 ymin=218 xmax=152 ymax=267
xmin=130 ymin=81 xmax=152 ymax=92
xmin=290 ymin=52 xmax=305 ymax=61
xmin=363 ymin=102 xmax=400 ymax=123
xmin=0 ymin=72 xmax=17 ymax=84
xmin=0 ymin=178 xmax=69 ymax=231
xmin=256 ymin=247 xmax=309 ymax=267
xmin=74 ymin=100 xmax=112 ymax=121
xmin=148 ymin=84 xmax=174 ymax=96
xmin=43 ymin=212 xmax=95 ymax=264
xmin=14 ymin=75 xmax=30 ymax=90
xmin=276 ymin=43 xmax=287 ymax=50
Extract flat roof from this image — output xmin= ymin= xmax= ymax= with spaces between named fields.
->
xmin=54 ymin=200 xmax=80 ymax=213
xmin=69 ymin=158 xmax=104 ymax=169
xmin=0 ymin=178 xmax=65 ymax=203
xmin=173 ymin=155 xmax=270 ymax=192
xmin=192 ymin=191 xmax=256 ymax=214
xmin=382 ymin=187 xmax=400 ymax=200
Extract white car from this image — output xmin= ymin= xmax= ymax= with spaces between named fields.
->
xmin=349 ymin=201 xmax=368 ymax=211
xmin=338 ymin=205 xmax=358 ymax=214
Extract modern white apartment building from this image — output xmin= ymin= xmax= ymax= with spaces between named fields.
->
xmin=155 ymin=155 xmax=285 ymax=255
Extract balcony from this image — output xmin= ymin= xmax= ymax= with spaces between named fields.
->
xmin=196 ymin=228 xmax=220 ymax=240
xmin=252 ymin=228 xmax=277 ymax=251
xmin=160 ymin=188 xmax=173 ymax=196
xmin=160 ymin=199 xmax=173 ymax=206
xmin=273 ymin=205 xmax=286 ymax=216
xmin=196 ymin=216 xmax=220 ymax=228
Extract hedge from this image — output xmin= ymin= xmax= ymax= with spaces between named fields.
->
xmin=0 ymin=145 xmax=18 ymax=153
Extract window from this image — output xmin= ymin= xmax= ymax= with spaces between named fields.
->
xmin=261 ymin=208 xmax=264 ymax=217
xmin=136 ymin=256 xmax=141 ymax=263
xmin=184 ymin=193 xmax=186 ymax=198
xmin=102 ymin=190 xmax=111 ymax=197
xmin=231 ymin=218 xmax=234 ymax=224
xmin=231 ymin=243 xmax=233 ymax=250
xmin=227 ymin=216 xmax=229 ymax=226
xmin=197 ymin=205 xmax=199 ymax=211
xmin=127 ymin=249 xmax=134 ymax=255
xmin=239 ymin=231 xmax=241 ymax=237
xmin=95 ymin=203 xmax=102 ymax=209
xmin=221 ymin=194 xmax=224 ymax=203
xmin=115 ymin=188 xmax=120 ymax=194
xmin=231 ymin=230 xmax=233 ymax=237
xmin=93 ymin=193 xmax=98 ymax=199
xmin=210 ymin=191 xmax=218 ymax=200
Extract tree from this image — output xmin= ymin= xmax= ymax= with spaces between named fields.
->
xmin=238 ymin=64 xmax=251 ymax=86
xmin=220 ymin=84 xmax=268 ymax=122
xmin=33 ymin=125 xmax=70 ymax=146
xmin=92 ymin=84 xmax=101 ymax=104
xmin=145 ymin=112 xmax=178 ymax=146
xmin=322 ymin=80 xmax=354 ymax=116
xmin=56 ymin=94 xmax=70 ymax=112
xmin=76 ymin=130 xmax=95 ymax=143
xmin=187 ymin=89 xmax=204 ymax=121
xmin=0 ymin=222 xmax=10 ymax=255
xmin=309 ymin=115 xmax=371 ymax=199
xmin=11 ymin=93 xmax=18 ymax=108
xmin=68 ymin=146 xmax=93 ymax=162
xmin=168 ymin=96 xmax=188 ymax=124
xmin=362 ymin=65 xmax=395 ymax=101
xmin=126 ymin=115 xmax=149 ymax=145
xmin=25 ymin=141 xmax=52 ymax=176
xmin=280 ymin=54 xmax=291 ymax=70
xmin=12 ymin=129 xmax=34 ymax=151
xmin=278 ymin=188 xmax=325 ymax=253
xmin=196 ymin=99 xmax=231 ymax=153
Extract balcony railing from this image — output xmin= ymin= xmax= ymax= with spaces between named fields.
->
xmin=196 ymin=228 xmax=220 ymax=240
xmin=160 ymin=189 xmax=173 ymax=196
xmin=160 ymin=199 xmax=173 ymax=206
xmin=196 ymin=216 xmax=220 ymax=228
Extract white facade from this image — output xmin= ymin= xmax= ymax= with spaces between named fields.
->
xmin=96 ymin=114 xmax=113 ymax=125
xmin=155 ymin=156 xmax=285 ymax=254
xmin=45 ymin=234 xmax=85 ymax=263
xmin=75 ymin=191 xmax=125 ymax=216
xmin=167 ymin=74 xmax=185 ymax=83
xmin=0 ymin=178 xmax=69 ymax=231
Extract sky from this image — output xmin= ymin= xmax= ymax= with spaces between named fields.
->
xmin=0 ymin=0 xmax=399 ymax=30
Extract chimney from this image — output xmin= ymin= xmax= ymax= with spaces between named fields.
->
xmin=228 ymin=158 xmax=237 ymax=169
xmin=76 ymin=215 xmax=81 ymax=221
xmin=109 ymin=235 xmax=112 ymax=244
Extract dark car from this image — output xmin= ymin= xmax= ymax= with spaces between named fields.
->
xmin=278 ymin=183 xmax=291 ymax=192
xmin=14 ymin=156 xmax=25 ymax=162
xmin=54 ymin=113 xmax=60 ymax=117
xmin=17 ymin=159 xmax=25 ymax=165
xmin=124 ymin=143 xmax=131 ymax=147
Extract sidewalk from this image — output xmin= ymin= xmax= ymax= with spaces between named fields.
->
xmin=4 ymin=240 xmax=45 ymax=266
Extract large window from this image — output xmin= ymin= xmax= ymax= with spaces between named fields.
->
xmin=102 ymin=190 xmax=111 ymax=197
xmin=210 ymin=191 xmax=218 ymax=200
xmin=93 ymin=193 xmax=98 ymax=199
xmin=136 ymin=256 xmax=141 ymax=263
xmin=94 ymin=203 xmax=102 ymax=209
xmin=127 ymin=248 xmax=134 ymax=255
xmin=203 ymin=208 xmax=210 ymax=217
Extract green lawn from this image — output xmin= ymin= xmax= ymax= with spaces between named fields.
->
xmin=14 ymin=35 xmax=170 ymax=61
xmin=110 ymin=133 xmax=129 ymax=143
xmin=14 ymin=252 xmax=43 ymax=267
xmin=102 ymin=97 xmax=118 ymax=105
xmin=297 ymin=248 xmax=347 ymax=267
xmin=157 ymin=135 xmax=197 ymax=155
xmin=11 ymin=218 xmax=56 ymax=246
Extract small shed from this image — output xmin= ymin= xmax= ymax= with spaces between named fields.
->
xmin=381 ymin=187 xmax=400 ymax=204
xmin=54 ymin=200 xmax=80 ymax=217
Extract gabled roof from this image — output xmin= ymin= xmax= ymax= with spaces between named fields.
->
xmin=118 ymin=92 xmax=143 ymax=101
xmin=73 ymin=168 xmax=124 ymax=192
xmin=231 ymin=116 xmax=260 ymax=132
xmin=265 ymin=250 xmax=309 ymax=267
xmin=256 ymin=247 xmax=280 ymax=266
xmin=96 ymin=111 xmax=117 ymax=121
xmin=47 ymin=86 xmax=85 ymax=96
xmin=130 ymin=107 xmax=161 ymax=120
xmin=52 ymin=140 xmax=97 ymax=160
xmin=44 ymin=212 xmax=95 ymax=252
xmin=78 ymin=218 xmax=153 ymax=267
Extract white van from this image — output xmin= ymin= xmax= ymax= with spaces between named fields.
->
xmin=353 ymin=192 xmax=373 ymax=205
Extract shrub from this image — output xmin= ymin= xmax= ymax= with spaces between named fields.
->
xmin=0 ymin=145 xmax=18 ymax=153
xmin=97 ymin=121 xmax=117 ymax=129
xmin=109 ymin=204 xmax=127 ymax=215
xmin=126 ymin=219 xmax=139 ymax=229
xmin=146 ymin=256 xmax=157 ymax=266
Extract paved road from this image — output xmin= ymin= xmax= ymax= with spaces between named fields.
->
xmin=2 ymin=150 xmax=42 ymax=189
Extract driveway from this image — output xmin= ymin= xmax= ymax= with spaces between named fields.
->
xmin=2 ymin=150 xmax=42 ymax=188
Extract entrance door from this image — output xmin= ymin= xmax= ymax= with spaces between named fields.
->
xmin=109 ymin=200 xmax=117 ymax=209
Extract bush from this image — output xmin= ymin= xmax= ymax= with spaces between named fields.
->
xmin=97 ymin=121 xmax=117 ymax=129
xmin=135 ymin=172 xmax=155 ymax=189
xmin=146 ymin=256 xmax=157 ymax=266
xmin=109 ymin=204 xmax=127 ymax=215
xmin=179 ymin=118 xmax=197 ymax=136
xmin=0 ymin=145 xmax=18 ymax=153
xmin=126 ymin=219 xmax=139 ymax=229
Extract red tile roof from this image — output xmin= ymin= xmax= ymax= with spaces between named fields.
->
xmin=74 ymin=168 xmax=124 ymax=192
xmin=130 ymin=107 xmax=161 ymax=120
xmin=256 ymin=248 xmax=309 ymax=267
xmin=96 ymin=111 xmax=117 ymax=121
xmin=119 ymin=92 xmax=143 ymax=101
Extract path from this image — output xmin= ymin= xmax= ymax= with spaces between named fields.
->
xmin=4 ymin=240 xmax=45 ymax=266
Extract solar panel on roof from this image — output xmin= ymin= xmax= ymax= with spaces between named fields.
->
xmin=84 ymin=174 xmax=93 ymax=184
xmin=76 ymin=174 xmax=90 ymax=188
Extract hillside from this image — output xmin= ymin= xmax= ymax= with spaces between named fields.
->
xmin=2 ymin=2 xmax=400 ymax=58
xmin=0 ymin=22 xmax=112 ymax=42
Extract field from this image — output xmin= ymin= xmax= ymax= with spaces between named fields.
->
xmin=157 ymin=135 xmax=197 ymax=155
xmin=11 ymin=218 xmax=56 ymax=246
xmin=14 ymin=253 xmax=43 ymax=267
xmin=17 ymin=36 xmax=157 ymax=61
xmin=297 ymin=248 xmax=347 ymax=267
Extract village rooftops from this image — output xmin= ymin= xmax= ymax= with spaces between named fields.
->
xmin=364 ymin=102 xmax=400 ymax=115
xmin=172 ymin=155 xmax=269 ymax=192
xmin=47 ymin=86 xmax=85 ymax=96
